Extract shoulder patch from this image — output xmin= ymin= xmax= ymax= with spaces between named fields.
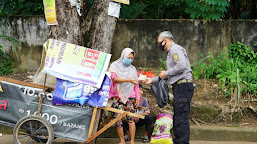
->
xmin=173 ymin=53 xmax=179 ymax=62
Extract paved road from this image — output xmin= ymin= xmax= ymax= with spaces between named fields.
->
xmin=96 ymin=138 xmax=257 ymax=144
xmin=0 ymin=135 xmax=257 ymax=144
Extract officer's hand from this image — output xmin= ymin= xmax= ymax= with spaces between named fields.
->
xmin=159 ymin=70 xmax=167 ymax=79
xmin=142 ymin=78 xmax=152 ymax=85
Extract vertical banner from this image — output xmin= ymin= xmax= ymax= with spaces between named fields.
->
xmin=42 ymin=39 xmax=111 ymax=89
xmin=43 ymin=0 xmax=58 ymax=25
xmin=113 ymin=0 xmax=130 ymax=5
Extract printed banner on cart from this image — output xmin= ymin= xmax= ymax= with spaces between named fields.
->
xmin=0 ymin=80 xmax=93 ymax=142
xmin=43 ymin=39 xmax=111 ymax=89
xmin=53 ymin=74 xmax=111 ymax=107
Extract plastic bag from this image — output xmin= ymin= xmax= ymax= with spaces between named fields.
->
xmin=150 ymin=113 xmax=173 ymax=144
xmin=151 ymin=77 xmax=169 ymax=108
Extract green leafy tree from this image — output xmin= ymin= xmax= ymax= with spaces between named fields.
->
xmin=168 ymin=0 xmax=230 ymax=20
xmin=0 ymin=0 xmax=44 ymax=16
xmin=120 ymin=0 xmax=148 ymax=19
xmin=119 ymin=0 xmax=230 ymax=20
xmin=120 ymin=0 xmax=180 ymax=19
xmin=229 ymin=0 xmax=257 ymax=19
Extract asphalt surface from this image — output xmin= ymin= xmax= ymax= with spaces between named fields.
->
xmin=96 ymin=138 xmax=257 ymax=144
xmin=0 ymin=135 xmax=257 ymax=144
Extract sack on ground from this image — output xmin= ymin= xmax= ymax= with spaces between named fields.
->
xmin=150 ymin=113 xmax=173 ymax=144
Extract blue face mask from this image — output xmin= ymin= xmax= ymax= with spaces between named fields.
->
xmin=123 ymin=57 xmax=133 ymax=65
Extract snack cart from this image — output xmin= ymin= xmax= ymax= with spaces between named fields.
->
xmin=0 ymin=39 xmax=145 ymax=144
xmin=0 ymin=76 xmax=144 ymax=144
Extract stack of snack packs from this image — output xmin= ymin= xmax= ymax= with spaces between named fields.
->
xmin=150 ymin=113 xmax=173 ymax=144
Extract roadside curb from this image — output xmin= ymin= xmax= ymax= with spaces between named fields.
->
xmin=98 ymin=125 xmax=257 ymax=142
xmin=190 ymin=125 xmax=257 ymax=142
xmin=1 ymin=125 xmax=257 ymax=142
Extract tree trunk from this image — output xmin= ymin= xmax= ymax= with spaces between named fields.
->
xmin=34 ymin=1 xmax=118 ymax=142
xmin=53 ymin=0 xmax=117 ymax=53
xmin=81 ymin=0 xmax=117 ymax=53
xmin=53 ymin=0 xmax=83 ymax=45
xmin=34 ymin=0 xmax=117 ymax=87
xmin=79 ymin=1 xmax=117 ymax=142
xmin=250 ymin=0 xmax=257 ymax=19
xmin=230 ymin=0 xmax=241 ymax=19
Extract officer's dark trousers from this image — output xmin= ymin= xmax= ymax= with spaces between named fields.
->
xmin=123 ymin=115 xmax=153 ymax=134
xmin=172 ymin=82 xmax=194 ymax=144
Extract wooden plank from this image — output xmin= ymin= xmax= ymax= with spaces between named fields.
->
xmin=37 ymin=94 xmax=44 ymax=115
xmin=99 ymin=114 xmax=114 ymax=129
xmin=84 ymin=112 xmax=127 ymax=144
xmin=88 ymin=107 xmax=98 ymax=138
xmin=137 ymin=106 xmax=148 ymax=111
xmin=91 ymin=109 xmax=101 ymax=144
xmin=37 ymin=74 xmax=48 ymax=115
xmin=99 ymin=106 xmax=145 ymax=119
xmin=0 ymin=77 xmax=54 ymax=90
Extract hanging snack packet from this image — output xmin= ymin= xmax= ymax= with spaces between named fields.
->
xmin=150 ymin=113 xmax=173 ymax=144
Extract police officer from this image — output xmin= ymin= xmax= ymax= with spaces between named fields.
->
xmin=143 ymin=31 xmax=194 ymax=144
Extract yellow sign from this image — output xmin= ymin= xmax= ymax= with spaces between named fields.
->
xmin=113 ymin=0 xmax=130 ymax=5
xmin=43 ymin=0 xmax=58 ymax=25
xmin=0 ymin=84 xmax=3 ymax=92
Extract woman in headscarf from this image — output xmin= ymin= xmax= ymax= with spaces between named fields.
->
xmin=109 ymin=48 xmax=140 ymax=144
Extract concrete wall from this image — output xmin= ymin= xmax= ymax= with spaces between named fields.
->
xmin=111 ymin=19 xmax=257 ymax=68
xmin=0 ymin=16 xmax=256 ymax=72
xmin=0 ymin=16 xmax=49 ymax=72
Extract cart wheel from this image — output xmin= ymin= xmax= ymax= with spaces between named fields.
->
xmin=13 ymin=115 xmax=54 ymax=144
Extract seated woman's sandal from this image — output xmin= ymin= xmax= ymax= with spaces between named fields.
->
xmin=142 ymin=136 xmax=150 ymax=143
xmin=124 ymin=135 xmax=131 ymax=142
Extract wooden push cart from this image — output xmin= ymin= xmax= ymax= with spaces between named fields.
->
xmin=0 ymin=76 xmax=145 ymax=144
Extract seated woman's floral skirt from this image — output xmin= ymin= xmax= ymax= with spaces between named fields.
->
xmin=111 ymin=97 xmax=136 ymax=128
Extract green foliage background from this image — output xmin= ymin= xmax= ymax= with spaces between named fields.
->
xmin=0 ymin=0 xmax=230 ymax=21
xmin=120 ymin=0 xmax=230 ymax=20
xmin=192 ymin=42 xmax=257 ymax=98
xmin=0 ymin=0 xmax=256 ymax=95
xmin=0 ymin=43 xmax=13 ymax=75
xmin=0 ymin=0 xmax=44 ymax=16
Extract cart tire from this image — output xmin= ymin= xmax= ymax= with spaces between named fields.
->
xmin=13 ymin=115 xmax=54 ymax=144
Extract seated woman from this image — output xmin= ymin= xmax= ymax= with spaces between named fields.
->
xmin=109 ymin=48 xmax=140 ymax=144
xmin=123 ymin=84 xmax=153 ymax=143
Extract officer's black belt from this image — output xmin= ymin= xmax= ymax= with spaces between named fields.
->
xmin=172 ymin=79 xmax=192 ymax=87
